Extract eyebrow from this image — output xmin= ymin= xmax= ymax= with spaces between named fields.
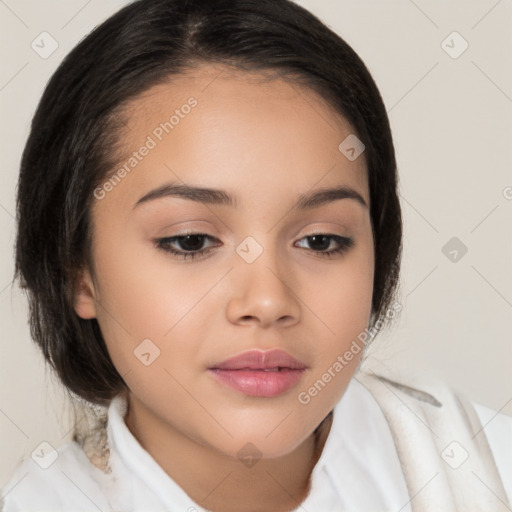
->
xmin=134 ymin=182 xmax=368 ymax=210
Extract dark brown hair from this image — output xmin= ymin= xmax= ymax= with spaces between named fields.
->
xmin=15 ymin=0 xmax=402 ymax=406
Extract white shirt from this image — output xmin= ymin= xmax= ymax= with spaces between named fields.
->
xmin=2 ymin=376 xmax=511 ymax=511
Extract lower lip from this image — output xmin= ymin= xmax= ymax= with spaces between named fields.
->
xmin=208 ymin=368 xmax=305 ymax=397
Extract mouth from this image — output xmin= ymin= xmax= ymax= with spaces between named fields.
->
xmin=208 ymin=349 xmax=307 ymax=397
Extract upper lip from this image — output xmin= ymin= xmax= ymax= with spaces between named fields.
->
xmin=210 ymin=349 xmax=307 ymax=371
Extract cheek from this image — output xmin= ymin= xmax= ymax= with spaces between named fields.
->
xmin=308 ymin=236 xmax=374 ymax=332
xmin=90 ymin=236 xmax=212 ymax=371
xmin=299 ymin=237 xmax=374 ymax=380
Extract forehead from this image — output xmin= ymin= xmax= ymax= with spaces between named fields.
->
xmin=100 ymin=64 xmax=369 ymax=211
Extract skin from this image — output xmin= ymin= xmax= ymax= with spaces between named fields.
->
xmin=74 ymin=64 xmax=375 ymax=512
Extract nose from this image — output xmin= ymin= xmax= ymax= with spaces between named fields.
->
xmin=225 ymin=246 xmax=302 ymax=329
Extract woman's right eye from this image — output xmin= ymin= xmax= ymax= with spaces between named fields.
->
xmin=155 ymin=234 xmax=219 ymax=260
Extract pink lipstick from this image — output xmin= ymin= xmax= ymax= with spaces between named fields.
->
xmin=208 ymin=349 xmax=307 ymax=397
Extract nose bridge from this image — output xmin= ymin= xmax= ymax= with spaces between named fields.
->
xmin=227 ymin=234 xmax=301 ymax=327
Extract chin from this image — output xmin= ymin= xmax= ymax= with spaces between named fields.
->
xmin=209 ymin=423 xmax=309 ymax=462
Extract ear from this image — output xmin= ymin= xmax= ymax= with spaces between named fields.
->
xmin=74 ymin=268 xmax=97 ymax=319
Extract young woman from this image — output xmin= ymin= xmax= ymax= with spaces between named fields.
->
xmin=2 ymin=0 xmax=511 ymax=510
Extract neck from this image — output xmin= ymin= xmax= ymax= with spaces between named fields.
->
xmin=124 ymin=394 xmax=333 ymax=512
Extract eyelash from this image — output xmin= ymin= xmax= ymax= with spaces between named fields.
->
xmin=154 ymin=232 xmax=354 ymax=261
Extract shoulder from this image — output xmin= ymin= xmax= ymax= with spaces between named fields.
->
xmin=355 ymin=371 xmax=512 ymax=505
xmin=1 ymin=440 xmax=113 ymax=512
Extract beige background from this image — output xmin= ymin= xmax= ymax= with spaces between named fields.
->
xmin=1 ymin=0 xmax=511 ymax=488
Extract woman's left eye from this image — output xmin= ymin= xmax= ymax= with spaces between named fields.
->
xmin=295 ymin=234 xmax=354 ymax=258
xmin=155 ymin=233 xmax=354 ymax=260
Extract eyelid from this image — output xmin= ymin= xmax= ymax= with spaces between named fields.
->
xmin=158 ymin=232 xmax=220 ymax=247
xmin=154 ymin=233 xmax=219 ymax=261
xmin=298 ymin=221 xmax=350 ymax=236
xmin=158 ymin=227 xmax=350 ymax=245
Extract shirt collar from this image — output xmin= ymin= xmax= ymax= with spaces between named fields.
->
xmin=106 ymin=391 xmax=208 ymax=510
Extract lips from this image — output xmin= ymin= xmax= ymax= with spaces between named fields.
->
xmin=210 ymin=349 xmax=306 ymax=371
xmin=208 ymin=349 xmax=307 ymax=397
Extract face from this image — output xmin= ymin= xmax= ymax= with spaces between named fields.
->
xmin=75 ymin=65 xmax=374 ymax=460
